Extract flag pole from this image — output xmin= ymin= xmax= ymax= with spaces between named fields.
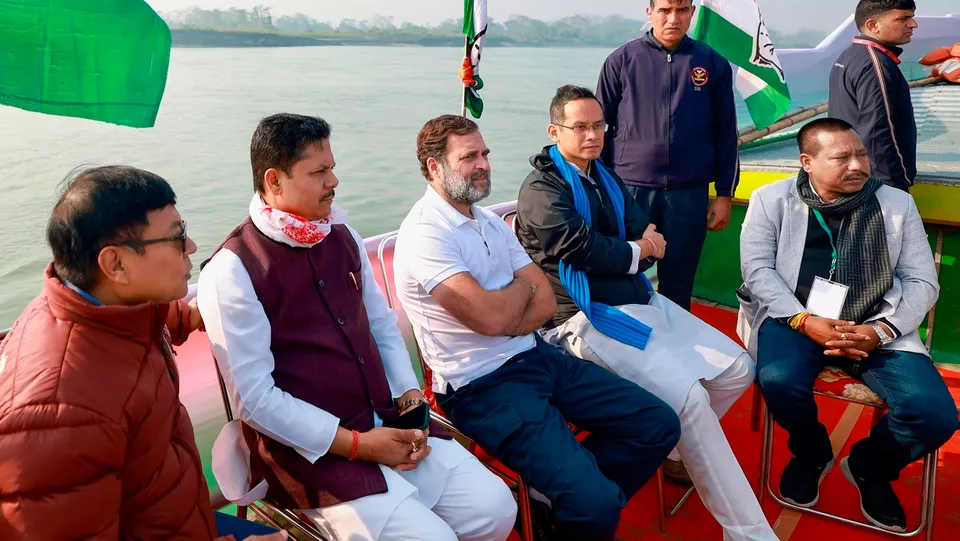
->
xmin=460 ymin=34 xmax=470 ymax=117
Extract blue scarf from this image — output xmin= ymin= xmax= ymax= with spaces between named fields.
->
xmin=549 ymin=145 xmax=654 ymax=350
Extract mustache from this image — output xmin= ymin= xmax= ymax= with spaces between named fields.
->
xmin=843 ymin=172 xmax=868 ymax=181
xmin=323 ymin=190 xmax=336 ymax=200
xmin=471 ymin=171 xmax=490 ymax=182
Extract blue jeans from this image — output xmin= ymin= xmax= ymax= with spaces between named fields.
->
xmin=756 ymin=318 xmax=958 ymax=482
xmin=437 ymin=339 xmax=680 ymax=541
xmin=627 ymin=184 xmax=710 ymax=311
xmin=215 ymin=510 xmax=279 ymax=539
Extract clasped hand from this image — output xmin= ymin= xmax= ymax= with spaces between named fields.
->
xmin=801 ymin=316 xmax=881 ymax=361
xmin=636 ymin=223 xmax=666 ymax=259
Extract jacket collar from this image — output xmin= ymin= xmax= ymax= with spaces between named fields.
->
xmin=643 ymin=29 xmax=692 ymax=53
xmin=854 ymin=35 xmax=904 ymax=58
xmin=43 ymin=263 xmax=170 ymax=346
xmin=530 ymin=145 xmax=593 ymax=172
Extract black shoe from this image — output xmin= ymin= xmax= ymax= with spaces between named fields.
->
xmin=779 ymin=456 xmax=834 ymax=508
xmin=512 ymin=488 xmax=556 ymax=541
xmin=841 ymin=457 xmax=907 ymax=532
xmin=663 ymin=458 xmax=694 ymax=487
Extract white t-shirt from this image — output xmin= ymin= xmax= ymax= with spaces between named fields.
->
xmin=394 ymin=186 xmax=537 ymax=393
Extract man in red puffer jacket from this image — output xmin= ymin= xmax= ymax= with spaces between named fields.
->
xmin=0 ymin=166 xmax=285 ymax=541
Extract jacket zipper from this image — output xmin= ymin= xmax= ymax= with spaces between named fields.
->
xmin=665 ymin=53 xmax=672 ymax=189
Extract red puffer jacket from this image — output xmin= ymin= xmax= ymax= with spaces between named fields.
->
xmin=0 ymin=264 xmax=220 ymax=540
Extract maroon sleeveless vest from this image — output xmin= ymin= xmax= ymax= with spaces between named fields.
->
xmin=208 ymin=219 xmax=400 ymax=509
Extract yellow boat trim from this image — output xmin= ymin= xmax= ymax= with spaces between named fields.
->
xmin=709 ymin=170 xmax=960 ymax=227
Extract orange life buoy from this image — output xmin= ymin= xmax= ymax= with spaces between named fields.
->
xmin=919 ymin=46 xmax=952 ymax=65
xmin=939 ymin=58 xmax=960 ymax=83
xmin=920 ymin=43 xmax=960 ymax=84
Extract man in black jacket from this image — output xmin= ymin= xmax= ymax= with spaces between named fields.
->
xmin=828 ymin=0 xmax=918 ymax=191
xmin=516 ymin=85 xmax=777 ymax=541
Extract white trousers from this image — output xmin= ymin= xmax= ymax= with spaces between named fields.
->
xmin=550 ymin=330 xmax=777 ymax=541
xmin=377 ymin=457 xmax=517 ymax=541
xmin=302 ymin=438 xmax=517 ymax=541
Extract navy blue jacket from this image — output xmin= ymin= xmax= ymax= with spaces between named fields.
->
xmin=828 ymin=36 xmax=916 ymax=191
xmin=596 ymin=31 xmax=740 ymax=196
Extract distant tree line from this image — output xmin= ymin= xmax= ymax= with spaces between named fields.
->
xmin=160 ymin=6 xmax=826 ymax=48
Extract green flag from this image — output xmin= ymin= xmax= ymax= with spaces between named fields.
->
xmin=0 ymin=0 xmax=172 ymax=128
xmin=693 ymin=0 xmax=791 ymax=130
xmin=461 ymin=0 xmax=487 ymax=118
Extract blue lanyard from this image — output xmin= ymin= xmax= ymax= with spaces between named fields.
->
xmin=63 ymin=280 xmax=104 ymax=306
xmin=811 ymin=209 xmax=838 ymax=280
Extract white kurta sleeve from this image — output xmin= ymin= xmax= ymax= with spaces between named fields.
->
xmin=197 ymin=249 xmax=340 ymax=464
xmin=346 ymin=226 xmax=421 ymax=398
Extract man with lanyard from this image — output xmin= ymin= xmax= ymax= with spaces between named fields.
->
xmin=394 ymin=114 xmax=681 ymax=540
xmin=828 ymin=0 xmax=918 ymax=191
xmin=198 ymin=114 xmax=516 ymax=541
xmin=738 ymin=118 xmax=957 ymax=531
xmin=596 ymin=0 xmax=739 ymax=315
xmin=0 ymin=166 xmax=285 ymax=541
xmin=516 ymin=85 xmax=777 ymax=541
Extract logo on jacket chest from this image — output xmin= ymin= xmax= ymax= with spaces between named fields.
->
xmin=691 ymin=67 xmax=709 ymax=89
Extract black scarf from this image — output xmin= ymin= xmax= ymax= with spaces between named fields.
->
xmin=796 ymin=171 xmax=892 ymax=323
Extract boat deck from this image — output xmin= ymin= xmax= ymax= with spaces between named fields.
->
xmin=583 ymin=303 xmax=960 ymax=541
xmin=171 ymin=301 xmax=960 ymax=540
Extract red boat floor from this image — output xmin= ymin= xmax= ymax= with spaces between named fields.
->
xmin=504 ymin=303 xmax=960 ymax=541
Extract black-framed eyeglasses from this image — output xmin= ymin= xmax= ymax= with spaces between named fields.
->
xmin=554 ymin=122 xmax=608 ymax=135
xmin=114 ymin=222 xmax=188 ymax=253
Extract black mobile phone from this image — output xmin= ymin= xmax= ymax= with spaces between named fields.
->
xmin=383 ymin=401 xmax=430 ymax=431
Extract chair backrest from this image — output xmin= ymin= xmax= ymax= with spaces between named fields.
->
xmin=502 ymin=210 xmax=518 ymax=237
xmin=209 ymin=345 xmax=235 ymax=423
xmin=372 ymin=234 xmax=443 ymax=409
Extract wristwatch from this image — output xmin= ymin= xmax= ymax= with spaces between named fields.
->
xmin=870 ymin=322 xmax=894 ymax=345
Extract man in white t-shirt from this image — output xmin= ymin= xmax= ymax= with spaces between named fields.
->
xmin=394 ymin=114 xmax=681 ymax=541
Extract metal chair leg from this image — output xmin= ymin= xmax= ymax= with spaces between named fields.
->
xmin=657 ymin=467 xmax=667 ymax=534
xmin=517 ymin=477 xmax=535 ymax=541
xmin=759 ymin=395 xmax=938 ymax=538
xmin=750 ymin=384 xmax=763 ymax=433
xmin=758 ymin=405 xmax=774 ymax=503
xmin=668 ymin=486 xmax=698 ymax=517
xmin=925 ymin=449 xmax=938 ymax=541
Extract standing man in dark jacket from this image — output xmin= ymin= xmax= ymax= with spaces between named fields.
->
xmin=829 ymin=0 xmax=918 ymax=192
xmin=597 ymin=0 xmax=739 ymax=312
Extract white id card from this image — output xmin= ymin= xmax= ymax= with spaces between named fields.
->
xmin=805 ymin=276 xmax=849 ymax=319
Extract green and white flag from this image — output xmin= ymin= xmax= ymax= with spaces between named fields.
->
xmin=693 ymin=0 xmax=791 ymax=129
xmin=461 ymin=0 xmax=487 ymax=118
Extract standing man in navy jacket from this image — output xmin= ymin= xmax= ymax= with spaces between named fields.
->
xmin=597 ymin=0 xmax=739 ymax=313
xmin=829 ymin=1 xmax=918 ymax=192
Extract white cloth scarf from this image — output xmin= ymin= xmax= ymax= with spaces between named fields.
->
xmin=248 ymin=194 xmax=348 ymax=248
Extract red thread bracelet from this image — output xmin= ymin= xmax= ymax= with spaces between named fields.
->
xmin=797 ymin=313 xmax=811 ymax=332
xmin=643 ymin=237 xmax=657 ymax=257
xmin=348 ymin=430 xmax=360 ymax=461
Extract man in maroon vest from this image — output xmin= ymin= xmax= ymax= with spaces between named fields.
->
xmin=197 ymin=113 xmax=516 ymax=541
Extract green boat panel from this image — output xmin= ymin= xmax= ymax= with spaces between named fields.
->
xmin=711 ymin=170 xmax=960 ymax=227
xmin=693 ymin=205 xmax=748 ymax=309
xmin=930 ymin=229 xmax=960 ymax=366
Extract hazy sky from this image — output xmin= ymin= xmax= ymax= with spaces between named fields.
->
xmin=147 ymin=0 xmax=958 ymax=32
